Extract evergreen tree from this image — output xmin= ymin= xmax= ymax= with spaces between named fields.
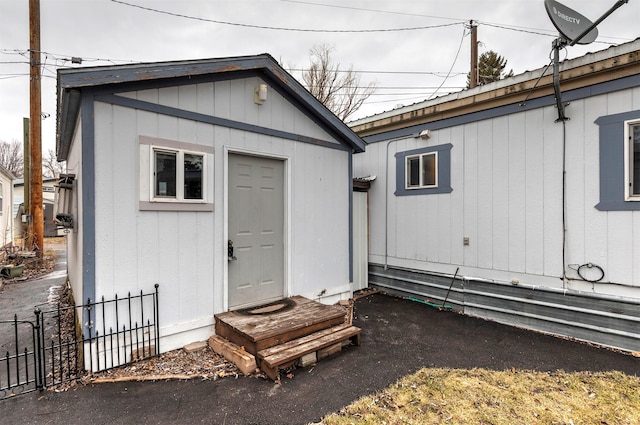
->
xmin=467 ymin=50 xmax=514 ymax=88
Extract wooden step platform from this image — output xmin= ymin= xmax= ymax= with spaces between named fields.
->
xmin=258 ymin=323 xmax=361 ymax=380
xmin=214 ymin=296 xmax=361 ymax=380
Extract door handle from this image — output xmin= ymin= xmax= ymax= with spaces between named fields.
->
xmin=228 ymin=240 xmax=237 ymax=261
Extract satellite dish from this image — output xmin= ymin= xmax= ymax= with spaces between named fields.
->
xmin=545 ymin=0 xmax=598 ymax=45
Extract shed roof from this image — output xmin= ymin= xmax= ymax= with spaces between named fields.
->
xmin=350 ymin=38 xmax=640 ymax=140
xmin=0 ymin=163 xmax=16 ymax=181
xmin=56 ymin=53 xmax=365 ymax=159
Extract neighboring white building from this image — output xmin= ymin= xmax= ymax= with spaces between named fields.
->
xmin=0 ymin=166 xmax=15 ymax=247
xmin=351 ymin=39 xmax=640 ymax=352
xmin=13 ymin=177 xmax=60 ymax=238
xmin=56 ymin=54 xmax=365 ymax=352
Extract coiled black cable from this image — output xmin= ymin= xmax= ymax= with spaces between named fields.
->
xmin=576 ymin=263 xmax=604 ymax=283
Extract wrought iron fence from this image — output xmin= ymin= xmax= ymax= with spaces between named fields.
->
xmin=1 ymin=285 xmax=159 ymax=400
xmin=0 ymin=315 xmax=42 ymax=398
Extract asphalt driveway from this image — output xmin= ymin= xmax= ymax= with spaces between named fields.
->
xmin=2 ymin=286 xmax=639 ymax=424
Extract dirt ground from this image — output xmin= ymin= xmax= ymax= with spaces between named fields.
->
xmin=0 ymin=237 xmax=65 ymax=288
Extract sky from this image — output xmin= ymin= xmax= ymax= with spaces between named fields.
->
xmin=1 ymin=0 xmax=639 ymax=154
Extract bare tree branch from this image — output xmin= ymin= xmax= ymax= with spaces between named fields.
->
xmin=43 ymin=149 xmax=66 ymax=178
xmin=302 ymin=44 xmax=376 ymax=121
xmin=0 ymin=139 xmax=24 ymax=177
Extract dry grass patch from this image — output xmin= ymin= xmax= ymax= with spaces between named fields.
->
xmin=322 ymin=368 xmax=640 ymax=425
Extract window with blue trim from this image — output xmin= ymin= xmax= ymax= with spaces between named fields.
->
xmin=625 ymin=120 xmax=640 ymax=200
xmin=395 ymin=144 xmax=452 ymax=196
xmin=594 ymin=109 xmax=640 ymax=211
xmin=406 ymin=151 xmax=438 ymax=189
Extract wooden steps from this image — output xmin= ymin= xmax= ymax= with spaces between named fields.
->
xmin=213 ymin=296 xmax=361 ymax=381
xmin=258 ymin=323 xmax=361 ymax=381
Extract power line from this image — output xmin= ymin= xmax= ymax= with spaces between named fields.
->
xmin=281 ymin=1 xmax=633 ymax=44
xmin=3 ymin=49 xmax=474 ymax=81
xmin=110 ymin=0 xmax=464 ymax=33
xmin=428 ymin=25 xmax=467 ymax=100
xmin=289 ymin=67 xmax=468 ymax=77
xmin=281 ymin=0 xmax=465 ymax=22
xmin=1 ymin=48 xmax=137 ymax=65
xmin=479 ymin=22 xmax=622 ymax=45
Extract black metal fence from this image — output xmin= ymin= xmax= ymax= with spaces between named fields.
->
xmin=1 ymin=285 xmax=159 ymax=400
xmin=0 ymin=315 xmax=41 ymax=398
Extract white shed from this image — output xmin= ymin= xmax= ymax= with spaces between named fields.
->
xmin=56 ymin=54 xmax=365 ymax=351
xmin=351 ymin=40 xmax=640 ymax=352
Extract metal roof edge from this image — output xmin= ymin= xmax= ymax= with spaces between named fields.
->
xmin=56 ymin=54 xmax=365 ymax=155
xmin=350 ymin=38 xmax=640 ymax=134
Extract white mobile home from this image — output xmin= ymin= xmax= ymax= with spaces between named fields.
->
xmin=351 ymin=40 xmax=640 ymax=352
xmin=56 ymin=54 xmax=365 ymax=352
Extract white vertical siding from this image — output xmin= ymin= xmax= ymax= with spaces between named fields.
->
xmin=523 ymin=109 xmax=545 ymax=275
xmin=507 ymin=113 xmax=526 ymax=272
xmin=582 ymin=97 xmax=608 ymax=277
xmin=0 ymin=172 xmax=13 ymax=244
xmin=65 ymin=117 xmax=84 ymax=303
xmin=82 ymin=75 xmax=353 ymax=351
xmin=476 ymin=120 xmax=494 ymax=270
xmin=354 ymin=87 xmax=640 ymax=298
xmin=352 ymin=191 xmax=368 ymax=291
xmin=491 ymin=116 xmax=510 ymax=272
xmin=291 ymin=143 xmax=350 ymax=299
xmin=541 ymin=107 xmax=564 ymax=280
xmin=462 ymin=123 xmax=479 ymax=268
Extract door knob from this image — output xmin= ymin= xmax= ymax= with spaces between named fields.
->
xmin=228 ymin=240 xmax=237 ymax=261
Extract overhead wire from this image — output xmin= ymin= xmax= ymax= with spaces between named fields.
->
xmin=427 ymin=24 xmax=467 ymax=100
xmin=281 ymin=0 xmax=466 ymax=22
xmin=4 ymin=2 xmax=633 ymax=112
xmin=479 ymin=22 xmax=623 ymax=45
xmin=280 ymin=0 xmax=633 ymax=44
xmin=110 ymin=0 xmax=464 ymax=33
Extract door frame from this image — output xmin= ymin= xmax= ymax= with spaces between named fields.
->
xmin=223 ymin=147 xmax=291 ymax=311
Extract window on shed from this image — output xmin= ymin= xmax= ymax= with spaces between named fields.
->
xmin=184 ymin=153 xmax=203 ymax=200
xmin=406 ymin=152 xmax=437 ymax=189
xmin=152 ymin=148 xmax=205 ymax=202
xmin=155 ymin=150 xmax=177 ymax=198
xmin=626 ymin=120 xmax=640 ymax=200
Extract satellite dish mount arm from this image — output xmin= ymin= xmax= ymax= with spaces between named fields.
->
xmin=552 ymin=37 xmax=569 ymax=122
xmin=548 ymin=0 xmax=629 ymax=122
xmin=569 ymin=0 xmax=628 ymax=46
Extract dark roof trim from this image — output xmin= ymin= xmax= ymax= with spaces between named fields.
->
xmin=97 ymin=94 xmax=349 ymax=152
xmin=57 ymin=54 xmax=365 ymax=156
xmin=361 ymin=73 xmax=640 ymax=144
xmin=56 ymin=89 xmax=81 ymax=161
xmin=14 ymin=177 xmax=58 ymax=186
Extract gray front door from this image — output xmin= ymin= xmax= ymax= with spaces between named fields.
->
xmin=228 ymin=153 xmax=285 ymax=309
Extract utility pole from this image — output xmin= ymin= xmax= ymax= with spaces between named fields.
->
xmin=469 ymin=20 xmax=479 ymax=89
xmin=29 ymin=0 xmax=44 ymax=256
xmin=22 ymin=117 xmax=30 ymax=227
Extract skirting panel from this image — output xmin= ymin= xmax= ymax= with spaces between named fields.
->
xmin=369 ymin=264 xmax=640 ymax=353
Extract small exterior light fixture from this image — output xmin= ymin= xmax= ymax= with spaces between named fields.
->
xmin=418 ymin=129 xmax=431 ymax=140
xmin=254 ymin=84 xmax=268 ymax=105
